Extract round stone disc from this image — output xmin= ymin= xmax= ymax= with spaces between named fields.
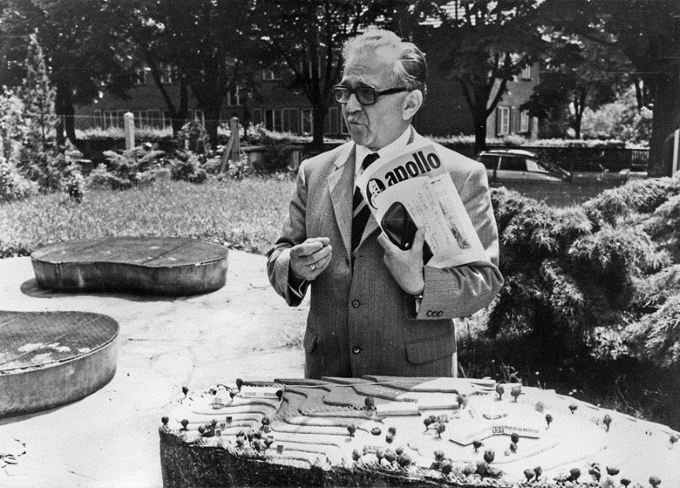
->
xmin=31 ymin=237 xmax=229 ymax=296
xmin=0 ymin=310 xmax=119 ymax=418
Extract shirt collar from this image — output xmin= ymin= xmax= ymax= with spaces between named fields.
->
xmin=355 ymin=126 xmax=412 ymax=177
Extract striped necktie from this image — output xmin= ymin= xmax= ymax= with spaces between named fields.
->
xmin=351 ymin=152 xmax=380 ymax=252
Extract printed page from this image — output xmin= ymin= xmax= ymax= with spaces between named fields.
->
xmin=355 ymin=140 xmax=488 ymax=268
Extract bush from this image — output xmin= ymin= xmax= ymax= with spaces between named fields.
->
xmin=88 ymin=146 xmax=169 ymax=190
xmin=169 ymin=150 xmax=209 ymax=183
xmin=488 ymin=175 xmax=680 ymax=367
xmin=581 ymin=87 xmax=652 ymax=145
xmin=0 ymin=159 xmax=36 ymax=202
xmin=175 ymin=120 xmax=211 ymax=154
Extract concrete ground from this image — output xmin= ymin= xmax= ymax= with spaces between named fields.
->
xmin=0 ymin=251 xmax=308 ymax=487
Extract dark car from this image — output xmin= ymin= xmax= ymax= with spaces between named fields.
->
xmin=477 ymin=149 xmax=571 ymax=183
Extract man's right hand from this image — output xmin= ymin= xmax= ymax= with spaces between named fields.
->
xmin=290 ymin=237 xmax=332 ymax=281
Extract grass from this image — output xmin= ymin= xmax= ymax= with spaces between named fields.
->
xmin=0 ymin=177 xmax=295 ymax=258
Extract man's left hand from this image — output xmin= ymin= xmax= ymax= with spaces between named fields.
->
xmin=377 ymin=227 xmax=425 ymax=295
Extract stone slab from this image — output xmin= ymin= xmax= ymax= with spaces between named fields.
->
xmin=31 ymin=237 xmax=229 ymax=296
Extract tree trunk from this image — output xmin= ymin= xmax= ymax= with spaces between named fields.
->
xmin=171 ymin=79 xmax=190 ymax=136
xmin=473 ymin=104 xmax=488 ymax=155
xmin=648 ymin=75 xmax=680 ymax=177
xmin=54 ymin=80 xmax=67 ymax=147
xmin=312 ymin=104 xmax=326 ymax=147
xmin=203 ymin=105 xmax=222 ymax=150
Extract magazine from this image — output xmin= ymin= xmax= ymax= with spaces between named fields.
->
xmin=355 ymin=140 xmax=489 ymax=268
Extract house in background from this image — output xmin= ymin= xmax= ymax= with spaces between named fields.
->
xmin=76 ymin=56 xmax=538 ymax=144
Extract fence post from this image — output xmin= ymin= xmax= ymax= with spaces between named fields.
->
xmin=124 ymin=112 xmax=135 ymax=150
xmin=230 ymin=117 xmax=240 ymax=163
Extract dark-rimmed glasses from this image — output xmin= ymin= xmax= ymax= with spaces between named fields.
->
xmin=333 ymin=84 xmax=410 ymax=106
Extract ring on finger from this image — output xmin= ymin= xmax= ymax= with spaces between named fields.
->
xmin=310 ymin=263 xmax=316 ymax=271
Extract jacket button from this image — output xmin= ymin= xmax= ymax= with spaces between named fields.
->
xmin=352 ymin=346 xmax=361 ymax=354
xmin=351 ymin=299 xmax=360 ymax=308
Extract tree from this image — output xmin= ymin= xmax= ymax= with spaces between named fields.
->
xmin=131 ymin=0 xmax=261 ymax=146
xmin=538 ymin=0 xmax=680 ymax=176
xmin=0 ymin=0 xmax=139 ymax=146
xmin=20 ymin=32 xmax=56 ymax=152
xmin=417 ymin=0 xmax=545 ymax=154
xmin=523 ymin=34 xmax=633 ymax=139
xmin=251 ymin=0 xmax=394 ymax=147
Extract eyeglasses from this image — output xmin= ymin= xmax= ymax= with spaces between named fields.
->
xmin=333 ymin=84 xmax=410 ymax=106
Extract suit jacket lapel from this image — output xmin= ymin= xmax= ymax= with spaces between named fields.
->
xmin=327 ymin=142 xmax=355 ymax=259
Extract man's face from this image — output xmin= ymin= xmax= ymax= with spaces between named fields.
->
xmin=339 ymin=49 xmax=409 ymax=151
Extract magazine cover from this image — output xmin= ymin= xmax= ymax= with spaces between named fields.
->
xmin=355 ymin=140 xmax=489 ymax=268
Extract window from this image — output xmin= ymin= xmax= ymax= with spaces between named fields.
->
xmin=521 ymin=64 xmax=531 ymax=80
xmin=497 ymin=106 xmax=510 ymax=135
xmin=500 ymin=156 xmax=527 ymax=172
xmin=519 ymin=109 xmax=530 ymax=133
xmin=479 ymin=155 xmax=498 ymax=170
xmin=132 ymin=68 xmax=147 ymax=86
xmin=301 ymin=109 xmax=312 ymax=135
xmin=147 ymin=109 xmax=162 ymax=128
xmin=133 ymin=110 xmax=145 ymax=128
xmin=162 ymin=111 xmax=172 ymax=128
xmin=265 ymin=109 xmax=283 ymax=132
xmin=118 ymin=110 xmax=128 ymax=127
xmin=262 ymin=69 xmax=282 ymax=81
xmin=161 ymin=65 xmax=179 ymax=84
xmin=194 ymin=110 xmax=205 ymax=126
xmin=326 ymin=107 xmax=340 ymax=135
xmin=103 ymin=110 xmax=122 ymax=128
xmin=227 ymin=86 xmax=241 ymax=106
xmin=94 ymin=110 xmax=102 ymax=127
xmin=282 ymin=108 xmax=300 ymax=133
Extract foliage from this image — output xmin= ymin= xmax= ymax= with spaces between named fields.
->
xmin=522 ymin=34 xmax=633 ymax=139
xmin=175 ymin=121 xmax=211 ymax=154
xmin=88 ymin=147 xmax=169 ymax=190
xmin=418 ymin=0 xmax=544 ymax=153
xmin=0 ymin=159 xmax=36 ymax=202
xmin=168 ymin=150 xmax=209 ymax=184
xmin=131 ymin=0 xmax=260 ymax=143
xmin=0 ymin=88 xmax=24 ymax=166
xmin=537 ymin=0 xmax=680 ymax=176
xmin=581 ymin=88 xmax=653 ymax=144
xmin=251 ymin=0 xmax=394 ymax=145
xmin=489 ymin=174 xmax=680 ymax=371
xmin=0 ymin=0 xmax=139 ymax=144
xmin=225 ymin=155 xmax=253 ymax=181
xmin=247 ymin=125 xmax=303 ymax=173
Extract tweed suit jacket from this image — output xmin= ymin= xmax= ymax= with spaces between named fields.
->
xmin=267 ymin=129 xmax=503 ymax=379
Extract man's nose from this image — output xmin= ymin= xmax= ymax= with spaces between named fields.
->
xmin=345 ymin=93 xmax=363 ymax=112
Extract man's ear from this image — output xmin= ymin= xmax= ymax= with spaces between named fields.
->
xmin=402 ymin=89 xmax=423 ymax=120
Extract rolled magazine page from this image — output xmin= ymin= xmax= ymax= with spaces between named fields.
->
xmin=355 ymin=140 xmax=489 ymax=268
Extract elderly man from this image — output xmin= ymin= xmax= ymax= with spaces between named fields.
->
xmin=267 ymin=29 xmax=503 ymax=379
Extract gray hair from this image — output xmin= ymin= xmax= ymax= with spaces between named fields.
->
xmin=342 ymin=29 xmax=427 ymax=99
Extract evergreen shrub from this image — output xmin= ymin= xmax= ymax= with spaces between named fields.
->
xmin=0 ymin=159 xmax=36 ymax=202
xmin=489 ymin=175 xmax=680 ymax=370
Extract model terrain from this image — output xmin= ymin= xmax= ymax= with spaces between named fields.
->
xmin=159 ymin=376 xmax=679 ymax=488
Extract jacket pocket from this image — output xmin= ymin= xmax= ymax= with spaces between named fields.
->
xmin=405 ymin=333 xmax=455 ymax=365
xmin=303 ymin=328 xmax=318 ymax=353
